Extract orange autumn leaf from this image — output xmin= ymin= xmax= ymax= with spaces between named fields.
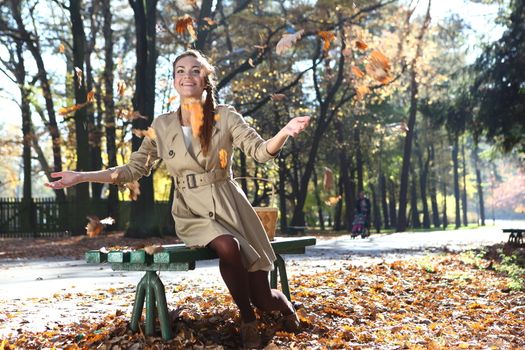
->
xmin=324 ymin=195 xmax=341 ymax=207
xmin=86 ymin=216 xmax=103 ymax=238
xmin=365 ymin=50 xmax=391 ymax=84
xmin=318 ymin=31 xmax=335 ymax=52
xmin=351 ymin=66 xmax=365 ymax=78
xmin=167 ymin=95 xmax=178 ymax=105
xmin=58 ymin=43 xmax=65 ymax=53
xmin=356 ymin=85 xmax=370 ymax=100
xmin=276 ymin=29 xmax=304 ymax=55
xmin=144 ymin=245 xmax=164 ymax=255
xmin=86 ymin=90 xmax=95 ymax=103
xmin=117 ymin=81 xmax=126 ymax=96
xmin=176 ymin=15 xmax=194 ymax=35
xmin=202 ymin=17 xmax=216 ymax=25
xmin=182 ymin=98 xmax=204 ymax=137
xmin=355 ymin=39 xmax=368 ymax=50
xmin=323 ymin=167 xmax=334 ymax=192
xmin=58 ymin=103 xmax=86 ymax=116
xmin=214 ymin=113 xmax=220 ymax=121
xmin=219 ymin=149 xmax=228 ymax=169
xmin=120 ymin=109 xmax=148 ymax=121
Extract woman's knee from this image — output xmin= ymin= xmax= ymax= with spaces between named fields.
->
xmin=208 ymin=235 xmax=241 ymax=263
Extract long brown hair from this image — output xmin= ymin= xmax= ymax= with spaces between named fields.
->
xmin=173 ymin=50 xmax=217 ymax=156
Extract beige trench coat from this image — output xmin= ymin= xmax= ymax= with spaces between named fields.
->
xmin=113 ymin=105 xmax=277 ymax=272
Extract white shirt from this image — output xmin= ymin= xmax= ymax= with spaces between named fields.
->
xmin=181 ymin=125 xmax=192 ymax=150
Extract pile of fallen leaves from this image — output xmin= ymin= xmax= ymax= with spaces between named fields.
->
xmin=0 ymin=232 xmax=181 ymax=261
xmin=1 ymin=251 xmax=524 ymax=349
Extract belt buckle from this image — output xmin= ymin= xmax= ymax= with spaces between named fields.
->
xmin=186 ymin=174 xmax=197 ymax=189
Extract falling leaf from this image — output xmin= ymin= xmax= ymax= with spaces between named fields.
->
xmin=365 ymin=50 xmax=391 ymax=84
xmin=167 ymin=95 xmax=178 ymax=105
xmin=271 ymin=93 xmax=286 ymax=101
xmin=185 ymin=0 xmax=197 ymax=6
xmin=214 ymin=113 xmax=220 ymax=121
xmin=117 ymin=81 xmax=126 ymax=96
xmin=202 ymin=17 xmax=216 ymax=25
xmin=324 ymin=195 xmax=342 ymax=207
xmin=219 ymin=149 xmax=228 ymax=169
xmin=248 ymin=58 xmax=255 ymax=68
xmin=181 ymin=98 xmax=204 ymax=137
xmin=176 ymin=14 xmax=195 ymax=35
xmin=86 ymin=90 xmax=95 ymax=103
xmin=131 ymin=127 xmax=156 ymax=140
xmin=187 ymin=24 xmax=197 ymax=41
xmin=74 ymin=67 xmax=83 ymax=87
xmin=276 ymin=29 xmax=304 ymax=55
xmin=58 ymin=43 xmax=65 ymax=53
xmin=355 ymin=39 xmax=368 ymax=50
xmin=120 ymin=110 xmax=148 ymax=121
xmin=110 ymin=169 xmax=119 ymax=182
xmin=58 ymin=103 xmax=87 ymax=116
xmin=86 ymin=216 xmax=103 ymax=238
xmin=100 ymin=217 xmax=115 ymax=225
xmin=144 ymin=245 xmax=164 ymax=255
xmin=356 ymin=85 xmax=370 ymax=100
xmin=323 ymin=167 xmax=334 ymax=192
xmin=125 ymin=181 xmax=141 ymax=201
xmin=351 ymin=66 xmax=365 ymax=78
xmin=318 ymin=31 xmax=336 ymax=52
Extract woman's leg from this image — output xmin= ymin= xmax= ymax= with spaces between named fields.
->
xmin=207 ymin=235 xmax=256 ymax=322
xmin=248 ymin=270 xmax=295 ymax=315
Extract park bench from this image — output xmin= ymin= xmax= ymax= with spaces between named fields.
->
xmin=85 ymin=236 xmax=316 ymax=340
xmin=502 ymin=228 xmax=524 ymax=246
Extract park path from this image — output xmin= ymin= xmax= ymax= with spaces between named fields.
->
xmin=0 ymin=221 xmax=520 ymax=336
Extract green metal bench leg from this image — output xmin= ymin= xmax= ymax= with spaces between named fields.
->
xmin=270 ymin=266 xmax=278 ymax=289
xmin=275 ymin=254 xmax=291 ymax=301
xmin=130 ymin=273 xmax=148 ymax=333
xmin=151 ymin=272 xmax=173 ymax=340
xmin=145 ymin=278 xmax=156 ymax=336
xmin=129 ymin=271 xmax=173 ymax=340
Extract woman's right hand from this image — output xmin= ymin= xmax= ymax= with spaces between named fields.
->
xmin=45 ymin=171 xmax=83 ymax=189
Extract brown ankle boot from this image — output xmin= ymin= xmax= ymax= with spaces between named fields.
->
xmin=280 ymin=312 xmax=301 ymax=333
xmin=240 ymin=320 xmax=261 ymax=349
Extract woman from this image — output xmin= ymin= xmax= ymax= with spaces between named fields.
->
xmin=46 ymin=50 xmax=310 ymax=348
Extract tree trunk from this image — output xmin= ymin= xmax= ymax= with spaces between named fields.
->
xmin=410 ymin=166 xmax=421 ymax=228
xmin=442 ymin=176 xmax=448 ymax=229
xmin=335 ymin=117 xmax=354 ymax=231
xmin=461 ymin=139 xmax=468 ymax=226
xmin=277 ymin=155 xmax=288 ymax=233
xmin=70 ymin=0 xmax=91 ymax=234
xmin=86 ymin=2 xmax=103 ymax=199
xmin=103 ymin=0 xmax=119 ymax=227
xmin=452 ymin=135 xmax=461 ymax=229
xmin=380 ymin=174 xmax=390 ymax=228
xmin=333 ymin=174 xmax=344 ymax=231
xmin=388 ymin=179 xmax=397 ymax=228
xmin=428 ymin=144 xmax=440 ymax=227
xmin=127 ymin=0 xmax=158 ymax=237
xmin=9 ymin=0 xmax=65 ymax=200
xmin=312 ymin=168 xmax=325 ymax=230
xmin=473 ymin=143 xmax=486 ymax=226
xmin=417 ymin=140 xmax=431 ymax=228
xmin=354 ymin=126 xmax=363 ymax=193
xmin=396 ymin=0 xmax=431 ymax=232
xmin=370 ymin=185 xmax=381 ymax=232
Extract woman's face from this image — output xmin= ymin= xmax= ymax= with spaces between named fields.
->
xmin=173 ymin=55 xmax=206 ymax=100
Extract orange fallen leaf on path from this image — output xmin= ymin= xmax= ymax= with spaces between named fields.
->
xmin=351 ymin=66 xmax=365 ymax=78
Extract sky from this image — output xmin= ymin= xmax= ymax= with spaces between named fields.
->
xmin=0 ymin=0 xmax=506 ymax=130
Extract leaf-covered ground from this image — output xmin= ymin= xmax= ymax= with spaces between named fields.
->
xmin=1 ymin=247 xmax=524 ymax=349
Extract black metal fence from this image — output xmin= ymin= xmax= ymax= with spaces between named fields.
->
xmin=0 ymin=197 xmax=171 ymax=235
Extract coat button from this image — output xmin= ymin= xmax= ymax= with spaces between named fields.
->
xmin=209 ymin=212 xmax=214 ymax=217
xmin=168 ymin=150 xmax=174 ymax=157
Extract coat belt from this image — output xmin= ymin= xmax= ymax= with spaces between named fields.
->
xmin=175 ymin=169 xmax=230 ymax=190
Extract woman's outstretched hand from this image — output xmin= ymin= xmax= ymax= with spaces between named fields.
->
xmin=282 ymin=116 xmax=311 ymax=137
xmin=45 ymin=171 xmax=83 ymax=190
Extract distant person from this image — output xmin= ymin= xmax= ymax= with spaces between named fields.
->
xmin=355 ymin=191 xmax=371 ymax=229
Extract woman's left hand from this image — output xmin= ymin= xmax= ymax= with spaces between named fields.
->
xmin=282 ymin=116 xmax=311 ymax=137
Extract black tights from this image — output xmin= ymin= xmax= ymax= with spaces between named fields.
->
xmin=207 ymin=235 xmax=294 ymax=323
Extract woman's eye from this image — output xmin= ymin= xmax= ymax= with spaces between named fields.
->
xmin=192 ymin=69 xmax=201 ymax=75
